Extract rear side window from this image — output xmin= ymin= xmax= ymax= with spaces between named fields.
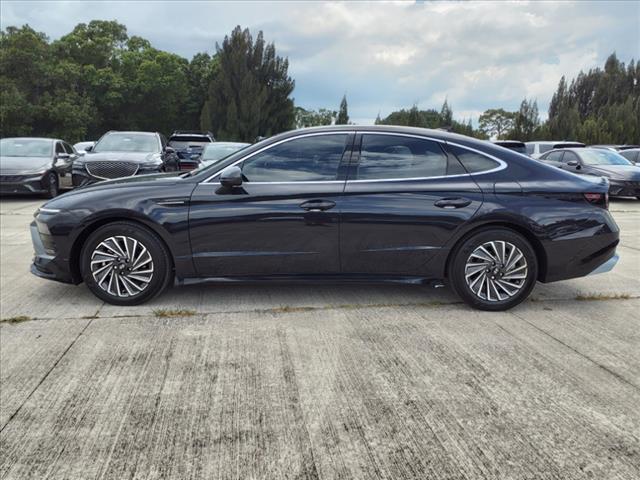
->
xmin=356 ymin=134 xmax=449 ymax=180
xmin=242 ymin=134 xmax=347 ymax=182
xmin=447 ymin=145 xmax=500 ymax=174
xmin=621 ymin=150 xmax=639 ymax=163
xmin=55 ymin=142 xmax=65 ymax=154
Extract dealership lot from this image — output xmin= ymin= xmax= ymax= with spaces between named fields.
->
xmin=1 ymin=197 xmax=639 ymax=479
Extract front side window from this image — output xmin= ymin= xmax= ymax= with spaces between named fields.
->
xmin=55 ymin=142 xmax=66 ymax=154
xmin=356 ymin=135 xmax=449 ymax=180
xmin=544 ymin=151 xmax=564 ymax=162
xmin=241 ymin=134 xmax=347 ymax=182
xmin=562 ymin=151 xmax=579 ymax=164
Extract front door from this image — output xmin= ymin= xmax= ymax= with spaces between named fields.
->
xmin=189 ymin=132 xmax=353 ymax=277
xmin=340 ymin=133 xmax=484 ymax=276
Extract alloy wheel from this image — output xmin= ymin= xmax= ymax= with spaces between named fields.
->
xmin=464 ymin=240 xmax=528 ymax=302
xmin=90 ymin=235 xmax=154 ymax=297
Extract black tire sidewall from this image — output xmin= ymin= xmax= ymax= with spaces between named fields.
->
xmin=449 ymin=228 xmax=538 ymax=311
xmin=80 ymin=222 xmax=171 ymax=305
xmin=44 ymin=172 xmax=58 ymax=198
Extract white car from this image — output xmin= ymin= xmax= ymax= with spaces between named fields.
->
xmin=525 ymin=141 xmax=584 ymax=159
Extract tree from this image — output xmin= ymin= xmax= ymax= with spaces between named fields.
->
xmin=478 ymin=108 xmax=515 ymax=139
xmin=509 ymin=99 xmax=540 ymax=141
xmin=295 ymin=107 xmax=335 ymax=128
xmin=202 ymin=26 xmax=295 ymax=141
xmin=439 ymin=99 xmax=452 ymax=127
xmin=336 ymin=95 xmax=349 ymax=124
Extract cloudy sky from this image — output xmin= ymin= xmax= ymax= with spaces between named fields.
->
xmin=1 ymin=1 xmax=638 ymax=124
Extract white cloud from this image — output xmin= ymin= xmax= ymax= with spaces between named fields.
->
xmin=1 ymin=0 xmax=638 ymax=124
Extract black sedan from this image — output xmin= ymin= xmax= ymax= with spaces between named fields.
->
xmin=72 ymin=131 xmax=179 ymax=186
xmin=539 ymin=147 xmax=640 ymax=199
xmin=1 ymin=137 xmax=78 ymax=198
xmin=31 ymin=126 xmax=619 ymax=311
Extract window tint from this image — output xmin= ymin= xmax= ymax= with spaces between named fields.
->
xmin=562 ymin=151 xmax=579 ymax=163
xmin=242 ymin=134 xmax=347 ymax=182
xmin=63 ymin=142 xmax=75 ymax=154
xmin=356 ymin=135 xmax=448 ymax=180
xmin=526 ymin=144 xmax=534 ymax=154
xmin=621 ymin=150 xmax=638 ymax=163
xmin=447 ymin=145 xmax=500 ymax=174
xmin=544 ymin=151 xmax=564 ymax=162
xmin=55 ymin=142 xmax=65 ymax=154
xmin=539 ymin=144 xmax=554 ymax=154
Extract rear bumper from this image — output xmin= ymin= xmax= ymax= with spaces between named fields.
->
xmin=609 ymin=180 xmax=640 ymax=197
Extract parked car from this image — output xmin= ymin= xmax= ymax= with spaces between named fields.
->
xmin=619 ymin=148 xmax=640 ymax=165
xmin=198 ymin=142 xmax=250 ymax=168
xmin=538 ymin=147 xmax=640 ymax=199
xmin=73 ymin=141 xmax=95 ymax=156
xmin=525 ymin=141 xmax=585 ymax=158
xmin=591 ymin=144 xmax=640 ymax=151
xmin=492 ymin=140 xmax=527 ymax=155
xmin=1 ymin=137 xmax=78 ymax=198
xmin=32 ymin=126 xmax=619 ymax=311
xmin=72 ymin=131 xmax=179 ymax=186
xmin=167 ymin=131 xmax=215 ymax=171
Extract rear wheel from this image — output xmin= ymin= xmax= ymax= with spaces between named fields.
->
xmin=80 ymin=222 xmax=173 ymax=305
xmin=448 ymin=228 xmax=538 ymax=311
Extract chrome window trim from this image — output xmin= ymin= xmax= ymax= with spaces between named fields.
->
xmin=201 ymin=131 xmax=353 ymax=184
xmin=198 ymin=130 xmax=507 ymax=186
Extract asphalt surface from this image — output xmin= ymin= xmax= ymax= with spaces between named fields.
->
xmin=1 ymin=196 xmax=639 ymax=479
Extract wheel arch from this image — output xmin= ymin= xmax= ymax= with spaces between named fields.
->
xmin=69 ymin=215 xmax=175 ymax=283
xmin=444 ymin=221 xmax=547 ymax=282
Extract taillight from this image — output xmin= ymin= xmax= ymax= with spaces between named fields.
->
xmin=584 ymin=192 xmax=609 ymax=209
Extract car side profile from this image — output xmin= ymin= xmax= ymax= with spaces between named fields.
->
xmin=525 ymin=141 xmax=585 ymax=158
xmin=1 ymin=137 xmax=78 ymax=198
xmin=539 ymin=147 xmax=640 ymax=199
xmin=72 ymin=131 xmax=179 ymax=186
xmin=31 ymin=126 xmax=619 ymax=311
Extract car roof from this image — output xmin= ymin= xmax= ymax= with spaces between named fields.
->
xmin=526 ymin=140 xmax=584 ymax=145
xmin=2 ymin=137 xmax=58 ymax=142
xmin=205 ymin=141 xmax=249 ymax=146
xmin=104 ymin=131 xmax=157 ymax=135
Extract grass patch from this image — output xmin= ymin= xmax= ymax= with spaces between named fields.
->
xmin=153 ymin=308 xmax=197 ymax=318
xmin=575 ymin=293 xmax=631 ymax=301
xmin=1 ymin=315 xmax=31 ymax=324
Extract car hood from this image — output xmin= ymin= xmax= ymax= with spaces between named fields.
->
xmin=588 ymin=164 xmax=640 ymax=180
xmin=0 ymin=156 xmax=50 ymax=174
xmin=82 ymin=151 xmax=159 ymax=163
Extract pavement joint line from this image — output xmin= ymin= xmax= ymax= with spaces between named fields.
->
xmin=2 ymin=295 xmax=639 ymax=324
xmin=0 ymin=317 xmax=94 ymax=434
xmin=510 ymin=311 xmax=640 ymax=392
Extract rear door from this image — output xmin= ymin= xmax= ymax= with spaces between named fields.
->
xmin=189 ymin=132 xmax=353 ymax=277
xmin=340 ymin=133 xmax=484 ymax=276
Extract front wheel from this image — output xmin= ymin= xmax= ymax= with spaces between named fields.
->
xmin=448 ymin=228 xmax=538 ymax=311
xmin=43 ymin=172 xmax=59 ymax=199
xmin=80 ymin=222 xmax=173 ymax=305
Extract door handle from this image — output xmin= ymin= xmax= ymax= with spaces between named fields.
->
xmin=434 ymin=197 xmax=472 ymax=209
xmin=299 ymin=200 xmax=336 ymax=212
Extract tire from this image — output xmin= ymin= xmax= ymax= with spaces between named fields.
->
xmin=448 ymin=228 xmax=538 ymax=311
xmin=80 ymin=221 xmax=173 ymax=306
xmin=43 ymin=172 xmax=59 ymax=199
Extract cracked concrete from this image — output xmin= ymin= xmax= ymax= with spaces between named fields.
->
xmin=1 ymin=196 xmax=639 ymax=479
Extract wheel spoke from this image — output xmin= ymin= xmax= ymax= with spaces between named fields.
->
xmin=90 ymin=235 xmax=154 ymax=298
xmin=465 ymin=240 xmax=528 ymax=303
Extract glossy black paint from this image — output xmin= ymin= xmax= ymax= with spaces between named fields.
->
xmin=32 ymin=126 xmax=619 ymax=292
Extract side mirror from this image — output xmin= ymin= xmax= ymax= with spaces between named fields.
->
xmin=84 ymin=145 xmax=93 ymax=152
xmin=567 ymin=160 xmax=580 ymax=168
xmin=219 ymin=166 xmax=243 ymax=187
xmin=56 ymin=153 xmax=70 ymax=160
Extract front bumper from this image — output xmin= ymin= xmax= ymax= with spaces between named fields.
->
xmin=0 ymin=175 xmax=46 ymax=194
xmin=30 ymin=221 xmax=76 ymax=284
xmin=608 ymin=180 xmax=640 ymax=197
xmin=588 ymin=253 xmax=619 ymax=275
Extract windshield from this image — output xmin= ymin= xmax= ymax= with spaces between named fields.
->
xmin=580 ymin=149 xmax=632 ymax=166
xmin=0 ymin=138 xmax=52 ymax=158
xmin=94 ymin=133 xmax=160 ymax=153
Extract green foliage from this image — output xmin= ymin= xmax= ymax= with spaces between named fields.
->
xmin=479 ymin=108 xmax=516 ymax=139
xmin=201 ymin=26 xmax=295 ymax=142
xmin=545 ymin=53 xmax=639 ymax=143
xmin=0 ymin=21 xmax=215 ymax=142
xmin=336 ymin=95 xmax=349 ymax=125
xmin=295 ymin=107 xmax=336 ymax=128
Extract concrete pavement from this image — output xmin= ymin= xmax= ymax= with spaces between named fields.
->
xmin=1 ymin=196 xmax=639 ymax=479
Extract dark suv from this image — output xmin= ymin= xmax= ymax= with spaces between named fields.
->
xmin=167 ymin=131 xmax=215 ymax=171
xmin=72 ymin=131 xmax=179 ymax=186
